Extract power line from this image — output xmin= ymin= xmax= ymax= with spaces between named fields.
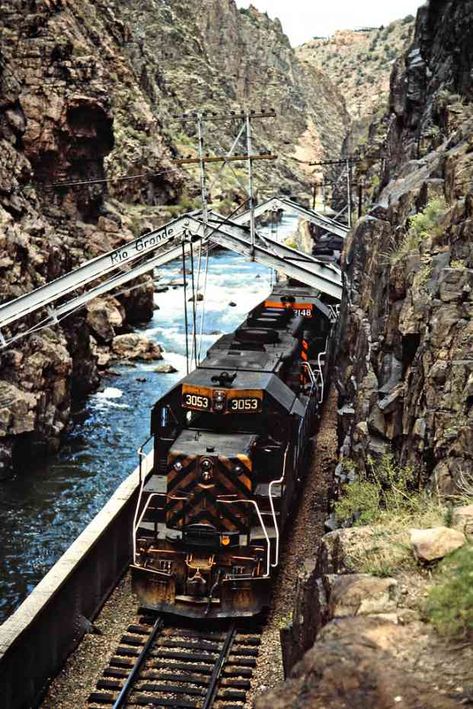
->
xmin=49 ymin=153 xmax=276 ymax=189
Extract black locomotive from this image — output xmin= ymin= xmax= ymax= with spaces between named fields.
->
xmin=131 ymin=285 xmax=333 ymax=618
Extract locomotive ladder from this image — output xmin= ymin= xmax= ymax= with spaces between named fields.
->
xmin=0 ymin=200 xmax=343 ymax=349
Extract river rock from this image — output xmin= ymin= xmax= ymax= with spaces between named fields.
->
xmin=452 ymin=504 xmax=473 ymax=537
xmin=111 ymin=334 xmax=163 ymax=361
xmin=328 ymin=574 xmax=399 ymax=618
xmin=154 ymin=364 xmax=178 ymax=374
xmin=409 ymin=526 xmax=466 ymax=562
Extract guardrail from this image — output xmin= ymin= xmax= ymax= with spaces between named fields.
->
xmin=0 ymin=451 xmax=153 ymax=709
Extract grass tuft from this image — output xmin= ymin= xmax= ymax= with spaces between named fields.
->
xmin=389 ymin=197 xmax=447 ymax=264
xmin=426 ymin=544 xmax=473 ymax=639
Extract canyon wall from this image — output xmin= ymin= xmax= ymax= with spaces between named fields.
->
xmin=0 ymin=0 xmax=181 ymax=476
xmin=336 ymin=0 xmax=473 ymax=492
xmin=0 ymin=0 xmax=348 ymax=476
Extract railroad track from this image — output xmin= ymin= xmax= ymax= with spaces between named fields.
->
xmin=88 ymin=614 xmax=261 ymax=709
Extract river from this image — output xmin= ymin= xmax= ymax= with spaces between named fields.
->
xmin=0 ymin=215 xmax=298 ymax=623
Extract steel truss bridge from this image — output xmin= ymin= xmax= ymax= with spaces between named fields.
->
xmin=0 ymin=197 xmax=347 ymax=349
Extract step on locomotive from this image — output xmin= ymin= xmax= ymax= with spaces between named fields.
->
xmin=131 ymin=285 xmax=335 ymax=618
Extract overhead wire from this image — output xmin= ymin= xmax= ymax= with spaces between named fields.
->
xmin=181 ymin=242 xmax=190 ymax=375
xmin=188 ymin=238 xmax=198 ymax=370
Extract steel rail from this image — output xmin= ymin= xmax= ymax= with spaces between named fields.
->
xmin=111 ymin=616 xmax=164 ymax=709
xmin=201 ymin=624 xmax=237 ymax=709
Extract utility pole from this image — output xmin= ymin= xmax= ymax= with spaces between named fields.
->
xmin=357 ymin=178 xmax=364 ymax=219
xmin=173 ymin=108 xmax=276 ymax=363
xmin=246 ymin=111 xmax=256 ymax=256
xmin=346 ymin=158 xmax=352 ymax=228
xmin=196 ymin=113 xmax=208 ymax=228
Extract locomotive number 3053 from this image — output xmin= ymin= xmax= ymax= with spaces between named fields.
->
xmin=229 ymin=398 xmax=259 ymax=411
xmin=184 ymin=393 xmax=210 ymax=410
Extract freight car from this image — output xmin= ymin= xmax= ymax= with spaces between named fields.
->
xmin=131 ymin=285 xmax=333 ymax=618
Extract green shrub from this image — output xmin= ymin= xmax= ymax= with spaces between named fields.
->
xmin=390 ymin=197 xmax=447 ymax=264
xmin=335 ymin=453 xmax=418 ymax=525
xmin=334 ymin=454 xmax=449 ymax=577
xmin=426 ymin=545 xmax=473 ymax=639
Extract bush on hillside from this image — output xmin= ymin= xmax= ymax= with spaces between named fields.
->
xmin=426 ymin=545 xmax=473 ymax=639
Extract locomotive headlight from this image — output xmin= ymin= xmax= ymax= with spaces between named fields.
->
xmin=200 ymin=458 xmax=213 ymax=482
xmin=234 ymin=465 xmax=243 ymax=476
xmin=174 ymin=461 xmax=183 ymax=471
xmin=213 ymin=390 xmax=226 ymax=412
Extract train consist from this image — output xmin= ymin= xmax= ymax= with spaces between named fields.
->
xmin=131 ymin=285 xmax=334 ymax=618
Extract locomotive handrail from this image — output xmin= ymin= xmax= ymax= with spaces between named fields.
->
xmin=301 ymin=360 xmax=317 ymax=386
xmin=133 ymin=492 xmax=165 ymax=564
xmin=268 ymin=444 xmax=289 ymax=568
xmin=217 ymin=498 xmax=271 ymax=577
xmin=317 ymin=345 xmax=327 ymax=403
xmin=132 ymin=436 xmax=154 ymax=562
xmin=137 ymin=436 xmax=153 ymax=485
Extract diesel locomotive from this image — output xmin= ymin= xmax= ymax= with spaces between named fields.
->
xmin=131 ymin=285 xmax=333 ymax=618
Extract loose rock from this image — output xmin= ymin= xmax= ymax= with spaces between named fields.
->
xmin=452 ymin=504 xmax=473 ymax=538
xmin=328 ymin=574 xmax=399 ymax=617
xmin=410 ymin=526 xmax=466 ymax=562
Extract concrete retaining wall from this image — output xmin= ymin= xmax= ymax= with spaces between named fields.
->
xmin=0 ymin=452 xmax=153 ymax=709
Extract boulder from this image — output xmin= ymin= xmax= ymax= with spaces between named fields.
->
xmin=154 ymin=363 xmax=178 ymax=374
xmin=111 ymin=334 xmax=163 ymax=361
xmin=256 ymin=616 xmax=459 ymax=709
xmin=86 ymin=297 xmax=124 ymax=344
xmin=320 ymin=527 xmax=379 ymax=573
xmin=409 ymin=526 xmax=466 ymax=562
xmin=452 ymin=504 xmax=473 ymax=538
xmin=328 ymin=574 xmax=399 ymax=618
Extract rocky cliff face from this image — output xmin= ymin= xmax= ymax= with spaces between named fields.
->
xmin=0 ymin=0 xmax=181 ymax=476
xmin=111 ymin=0 xmax=349 ymax=200
xmin=0 ymin=0 xmax=348 ymax=476
xmin=298 ymin=19 xmax=415 ymax=147
xmin=336 ymin=0 xmax=473 ymax=493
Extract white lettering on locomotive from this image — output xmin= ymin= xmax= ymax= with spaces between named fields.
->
xmin=229 ymin=398 xmax=259 ymax=411
xmin=183 ymin=393 xmax=210 ymax=410
xmin=294 ymin=308 xmax=313 ymax=317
